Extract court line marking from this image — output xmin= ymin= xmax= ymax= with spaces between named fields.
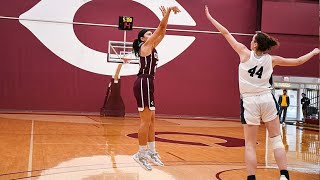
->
xmin=27 ymin=120 xmax=34 ymax=179
xmin=166 ymin=152 xmax=186 ymax=161
xmin=215 ymin=166 xmax=320 ymax=180
xmin=1 ymin=162 xmax=318 ymax=179
xmin=265 ymin=129 xmax=269 ymax=167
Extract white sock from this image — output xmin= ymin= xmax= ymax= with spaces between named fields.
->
xmin=148 ymin=141 xmax=156 ymax=153
xmin=138 ymin=145 xmax=147 ymax=156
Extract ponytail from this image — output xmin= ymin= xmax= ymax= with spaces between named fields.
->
xmin=132 ymin=39 xmax=141 ymax=57
xmin=255 ymin=32 xmax=279 ymax=52
xmin=132 ymin=29 xmax=149 ymax=57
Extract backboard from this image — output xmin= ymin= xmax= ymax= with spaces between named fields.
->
xmin=107 ymin=41 xmax=139 ymax=64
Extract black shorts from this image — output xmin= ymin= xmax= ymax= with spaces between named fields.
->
xmin=133 ymin=75 xmax=155 ymax=111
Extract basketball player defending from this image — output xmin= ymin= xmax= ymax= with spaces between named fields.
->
xmin=205 ymin=5 xmax=319 ymax=180
xmin=131 ymin=6 xmax=181 ymax=171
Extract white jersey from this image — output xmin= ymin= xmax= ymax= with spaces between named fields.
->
xmin=239 ymin=51 xmax=273 ymax=97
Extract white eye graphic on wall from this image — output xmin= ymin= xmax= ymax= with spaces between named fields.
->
xmin=19 ymin=0 xmax=196 ymax=76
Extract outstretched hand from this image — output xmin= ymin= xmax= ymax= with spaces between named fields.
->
xmin=159 ymin=6 xmax=181 ymax=17
xmin=170 ymin=6 xmax=181 ymax=14
xmin=312 ymin=48 xmax=320 ymax=56
xmin=205 ymin=5 xmax=212 ymax=19
xmin=159 ymin=6 xmax=167 ymax=17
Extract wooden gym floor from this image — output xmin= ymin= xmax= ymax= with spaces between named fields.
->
xmin=0 ymin=113 xmax=318 ymax=180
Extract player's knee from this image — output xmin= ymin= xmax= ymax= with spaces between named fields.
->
xmin=270 ymin=135 xmax=284 ymax=150
xmin=140 ymin=120 xmax=151 ymax=128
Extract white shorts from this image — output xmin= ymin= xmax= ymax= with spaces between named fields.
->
xmin=240 ymin=93 xmax=279 ymax=125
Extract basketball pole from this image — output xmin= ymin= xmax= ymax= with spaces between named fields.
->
xmin=113 ymin=30 xmax=127 ymax=82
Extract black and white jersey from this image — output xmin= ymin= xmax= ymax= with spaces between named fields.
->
xmin=239 ymin=51 xmax=273 ymax=97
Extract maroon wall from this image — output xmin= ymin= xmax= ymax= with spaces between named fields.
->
xmin=261 ymin=0 xmax=319 ymax=77
xmin=0 ymin=0 xmax=318 ymax=118
xmin=262 ymin=0 xmax=318 ymax=36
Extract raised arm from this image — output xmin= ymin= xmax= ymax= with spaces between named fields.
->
xmin=272 ymin=48 xmax=320 ymax=67
xmin=140 ymin=6 xmax=180 ymax=57
xmin=205 ymin=5 xmax=250 ymax=62
xmin=152 ymin=6 xmax=180 ymax=47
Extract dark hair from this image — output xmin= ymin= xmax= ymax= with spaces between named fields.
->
xmin=255 ymin=32 xmax=279 ymax=52
xmin=132 ymin=29 xmax=149 ymax=57
xmin=283 ymin=89 xmax=287 ymax=92
xmin=302 ymin=93 xmax=306 ymax=96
